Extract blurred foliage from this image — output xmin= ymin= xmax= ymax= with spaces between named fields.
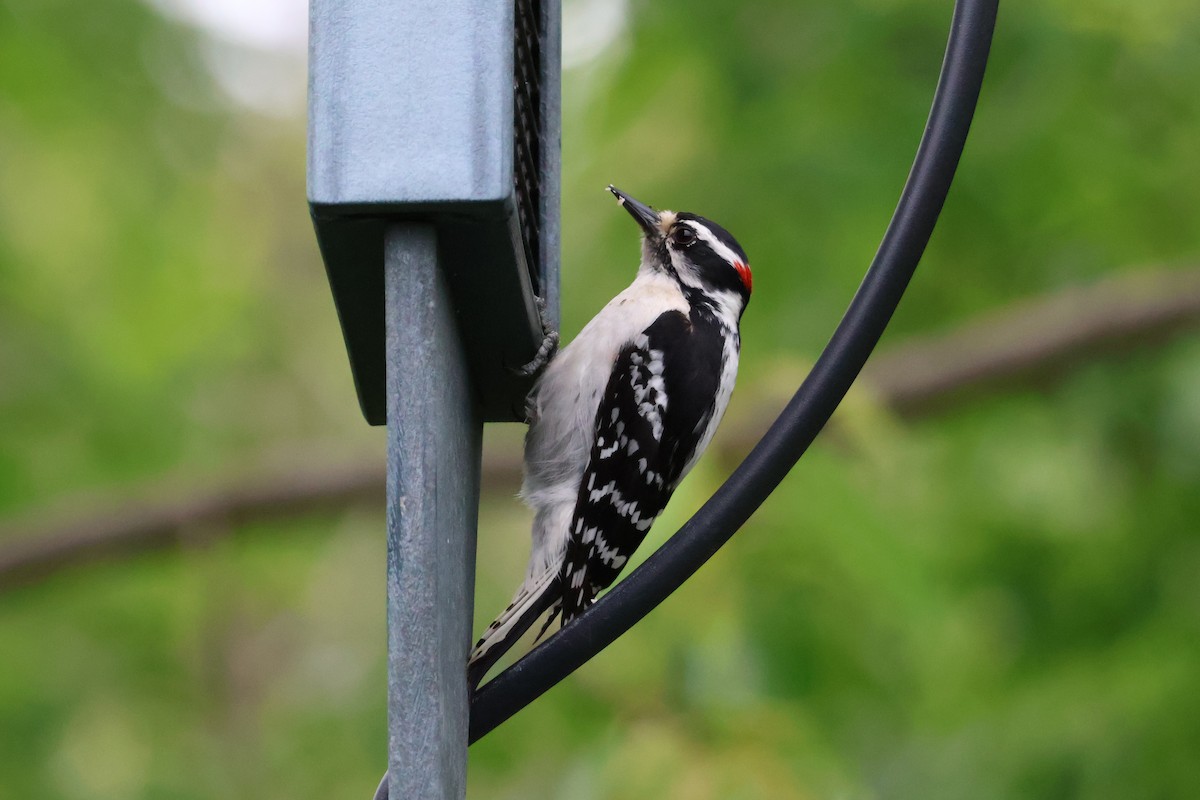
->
xmin=1 ymin=0 xmax=1199 ymax=798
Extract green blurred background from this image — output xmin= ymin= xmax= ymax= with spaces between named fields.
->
xmin=2 ymin=0 xmax=1199 ymax=797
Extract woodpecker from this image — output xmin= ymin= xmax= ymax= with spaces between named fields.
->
xmin=468 ymin=186 xmax=752 ymax=688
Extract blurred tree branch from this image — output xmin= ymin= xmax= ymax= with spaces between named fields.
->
xmin=2 ymin=266 xmax=1198 ymax=591
xmin=0 ymin=463 xmax=387 ymax=590
xmin=862 ymin=265 xmax=1200 ymax=415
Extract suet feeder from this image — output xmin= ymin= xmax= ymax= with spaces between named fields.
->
xmin=309 ymin=0 xmax=560 ymax=425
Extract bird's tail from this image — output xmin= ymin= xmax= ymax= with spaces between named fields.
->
xmin=468 ymin=570 xmax=560 ymax=690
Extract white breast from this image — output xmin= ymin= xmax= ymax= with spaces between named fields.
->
xmin=523 ymin=272 xmax=687 ymax=501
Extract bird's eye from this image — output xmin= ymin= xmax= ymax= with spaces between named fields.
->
xmin=672 ymin=226 xmax=696 ymax=246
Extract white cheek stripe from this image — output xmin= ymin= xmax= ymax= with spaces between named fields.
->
xmin=683 ymin=220 xmax=745 ymax=269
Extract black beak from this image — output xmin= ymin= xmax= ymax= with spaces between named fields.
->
xmin=608 ymin=185 xmax=661 ymax=237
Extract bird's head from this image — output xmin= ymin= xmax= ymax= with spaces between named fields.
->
xmin=608 ymin=186 xmax=752 ymax=320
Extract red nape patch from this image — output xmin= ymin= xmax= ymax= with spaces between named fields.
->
xmin=734 ymin=261 xmax=753 ymax=292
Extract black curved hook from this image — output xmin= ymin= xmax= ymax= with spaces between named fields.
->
xmin=467 ymin=0 xmax=999 ymax=744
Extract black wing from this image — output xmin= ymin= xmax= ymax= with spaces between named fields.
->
xmin=558 ymin=309 xmax=728 ymax=622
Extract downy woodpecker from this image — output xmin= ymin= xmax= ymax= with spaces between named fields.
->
xmin=468 ymin=186 xmax=752 ymax=688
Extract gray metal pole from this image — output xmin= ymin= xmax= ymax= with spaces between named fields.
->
xmin=384 ymin=223 xmax=481 ymax=799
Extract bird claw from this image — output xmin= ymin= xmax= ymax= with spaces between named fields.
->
xmin=512 ymin=329 xmax=558 ymax=377
xmin=511 ymin=295 xmax=559 ymax=378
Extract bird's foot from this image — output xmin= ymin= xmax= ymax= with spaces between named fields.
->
xmin=511 ymin=295 xmax=559 ymax=378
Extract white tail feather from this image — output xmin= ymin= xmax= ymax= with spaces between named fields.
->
xmin=469 ymin=568 xmax=557 ymax=667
